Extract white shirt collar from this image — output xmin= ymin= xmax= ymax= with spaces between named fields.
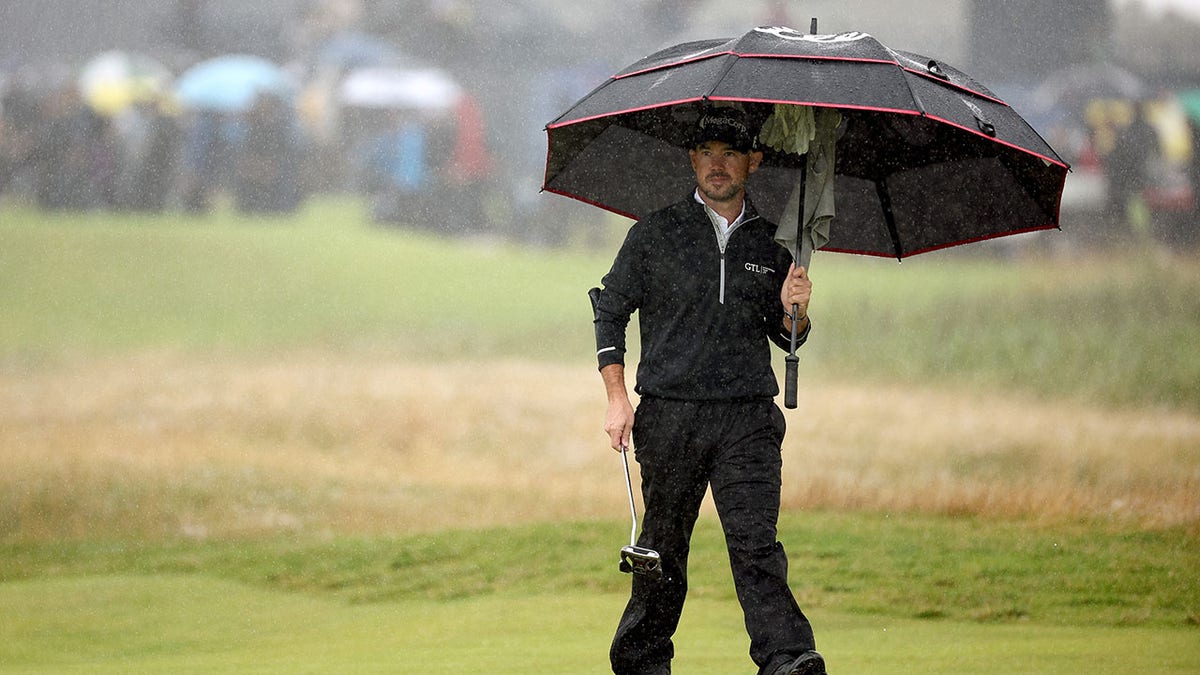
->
xmin=694 ymin=188 xmax=747 ymax=231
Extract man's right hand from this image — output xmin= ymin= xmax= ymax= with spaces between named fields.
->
xmin=600 ymin=363 xmax=634 ymax=451
xmin=605 ymin=397 xmax=635 ymax=451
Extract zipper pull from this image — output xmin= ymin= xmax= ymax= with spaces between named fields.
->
xmin=719 ymin=254 xmax=726 ymax=305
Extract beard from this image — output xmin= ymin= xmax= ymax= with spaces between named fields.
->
xmin=698 ymin=174 xmax=744 ymax=203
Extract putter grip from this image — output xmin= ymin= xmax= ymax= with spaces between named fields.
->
xmin=784 ymin=355 xmax=799 ymax=409
xmin=587 ymin=287 xmax=602 ymax=319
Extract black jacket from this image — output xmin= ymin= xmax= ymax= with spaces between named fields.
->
xmin=594 ymin=194 xmax=808 ymax=400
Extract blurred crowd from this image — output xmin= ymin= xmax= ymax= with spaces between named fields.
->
xmin=1007 ymin=64 xmax=1200 ymax=251
xmin=1 ymin=0 xmax=1199 ymax=252
xmin=0 ymin=0 xmax=704 ymax=244
xmin=0 ymin=81 xmax=306 ymax=216
xmin=0 ymin=41 xmax=495 ymax=235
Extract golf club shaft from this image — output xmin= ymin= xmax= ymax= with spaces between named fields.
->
xmin=621 ymin=446 xmax=638 ymax=547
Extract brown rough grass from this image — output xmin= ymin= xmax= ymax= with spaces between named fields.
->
xmin=2 ymin=352 xmax=1197 ymax=543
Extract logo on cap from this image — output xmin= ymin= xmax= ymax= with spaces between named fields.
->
xmin=694 ymin=110 xmax=755 ymax=150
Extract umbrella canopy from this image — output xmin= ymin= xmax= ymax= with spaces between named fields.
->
xmin=315 ymin=31 xmax=407 ymax=71
xmin=1178 ymin=89 xmax=1200 ymax=126
xmin=544 ymin=26 xmax=1069 ymax=260
xmin=1033 ymin=62 xmax=1147 ymax=113
xmin=78 ymin=51 xmax=173 ymax=116
xmin=338 ymin=66 xmax=462 ymax=111
xmin=175 ymin=55 xmax=294 ymax=112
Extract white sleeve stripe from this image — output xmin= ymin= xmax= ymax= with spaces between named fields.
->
xmin=596 ymin=346 xmax=618 ymax=356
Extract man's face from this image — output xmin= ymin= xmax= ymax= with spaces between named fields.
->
xmin=689 ymin=140 xmax=763 ymax=205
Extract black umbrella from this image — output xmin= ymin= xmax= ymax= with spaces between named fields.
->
xmin=1033 ymin=61 xmax=1147 ymax=115
xmin=545 ymin=24 xmax=1069 ymax=406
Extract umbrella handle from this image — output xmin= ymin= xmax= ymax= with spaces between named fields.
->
xmin=784 ymin=303 xmax=800 ymax=409
xmin=784 ymin=354 xmax=799 ymax=409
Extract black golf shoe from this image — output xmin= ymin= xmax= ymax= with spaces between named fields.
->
xmin=774 ymin=649 xmax=826 ymax=675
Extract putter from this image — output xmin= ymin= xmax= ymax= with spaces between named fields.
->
xmin=618 ymin=446 xmax=662 ymax=579
xmin=587 ymin=287 xmax=662 ymax=580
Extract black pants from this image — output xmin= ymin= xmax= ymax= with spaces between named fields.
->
xmin=610 ymin=397 xmax=815 ymax=675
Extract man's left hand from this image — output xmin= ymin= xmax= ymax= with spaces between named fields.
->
xmin=780 ymin=263 xmax=812 ymax=320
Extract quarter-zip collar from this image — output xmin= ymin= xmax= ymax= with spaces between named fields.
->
xmin=695 ymin=188 xmax=749 ymax=252
xmin=693 ymin=190 xmax=760 ymax=305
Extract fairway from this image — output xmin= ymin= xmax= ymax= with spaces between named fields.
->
xmin=1 ymin=575 xmax=1197 ymax=674
xmin=2 ymin=201 xmax=1198 ymax=672
xmin=5 ymin=0 xmax=1200 ymax=669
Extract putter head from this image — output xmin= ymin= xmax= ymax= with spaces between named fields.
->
xmin=619 ymin=545 xmax=663 ymax=579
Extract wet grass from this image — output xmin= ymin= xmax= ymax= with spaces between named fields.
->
xmin=1 ymin=201 xmax=1198 ymax=671
xmin=0 ymin=198 xmax=605 ymax=361
xmin=2 ymin=199 xmax=1198 ymax=409
xmin=3 ymin=356 xmax=1195 ymax=543
xmin=3 ymin=575 xmax=1196 ymax=673
xmin=811 ymin=249 xmax=1200 ymax=409
xmin=2 ymin=513 xmax=1197 ymax=630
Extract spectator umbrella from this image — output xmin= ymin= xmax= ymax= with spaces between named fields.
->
xmin=78 ymin=51 xmax=173 ymax=116
xmin=175 ymin=55 xmax=294 ymax=112
xmin=338 ymin=66 xmax=463 ymax=112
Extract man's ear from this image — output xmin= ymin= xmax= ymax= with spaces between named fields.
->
xmin=747 ymin=150 xmax=764 ymax=174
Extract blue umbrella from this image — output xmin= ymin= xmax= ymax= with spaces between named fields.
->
xmin=315 ymin=32 xmax=407 ymax=71
xmin=175 ymin=55 xmax=294 ymax=112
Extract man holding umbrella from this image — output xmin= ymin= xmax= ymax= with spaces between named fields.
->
xmin=592 ymin=107 xmax=824 ymax=675
xmin=557 ymin=25 xmax=1066 ymax=672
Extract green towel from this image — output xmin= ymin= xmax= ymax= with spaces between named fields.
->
xmin=768 ymin=105 xmax=841 ymax=268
